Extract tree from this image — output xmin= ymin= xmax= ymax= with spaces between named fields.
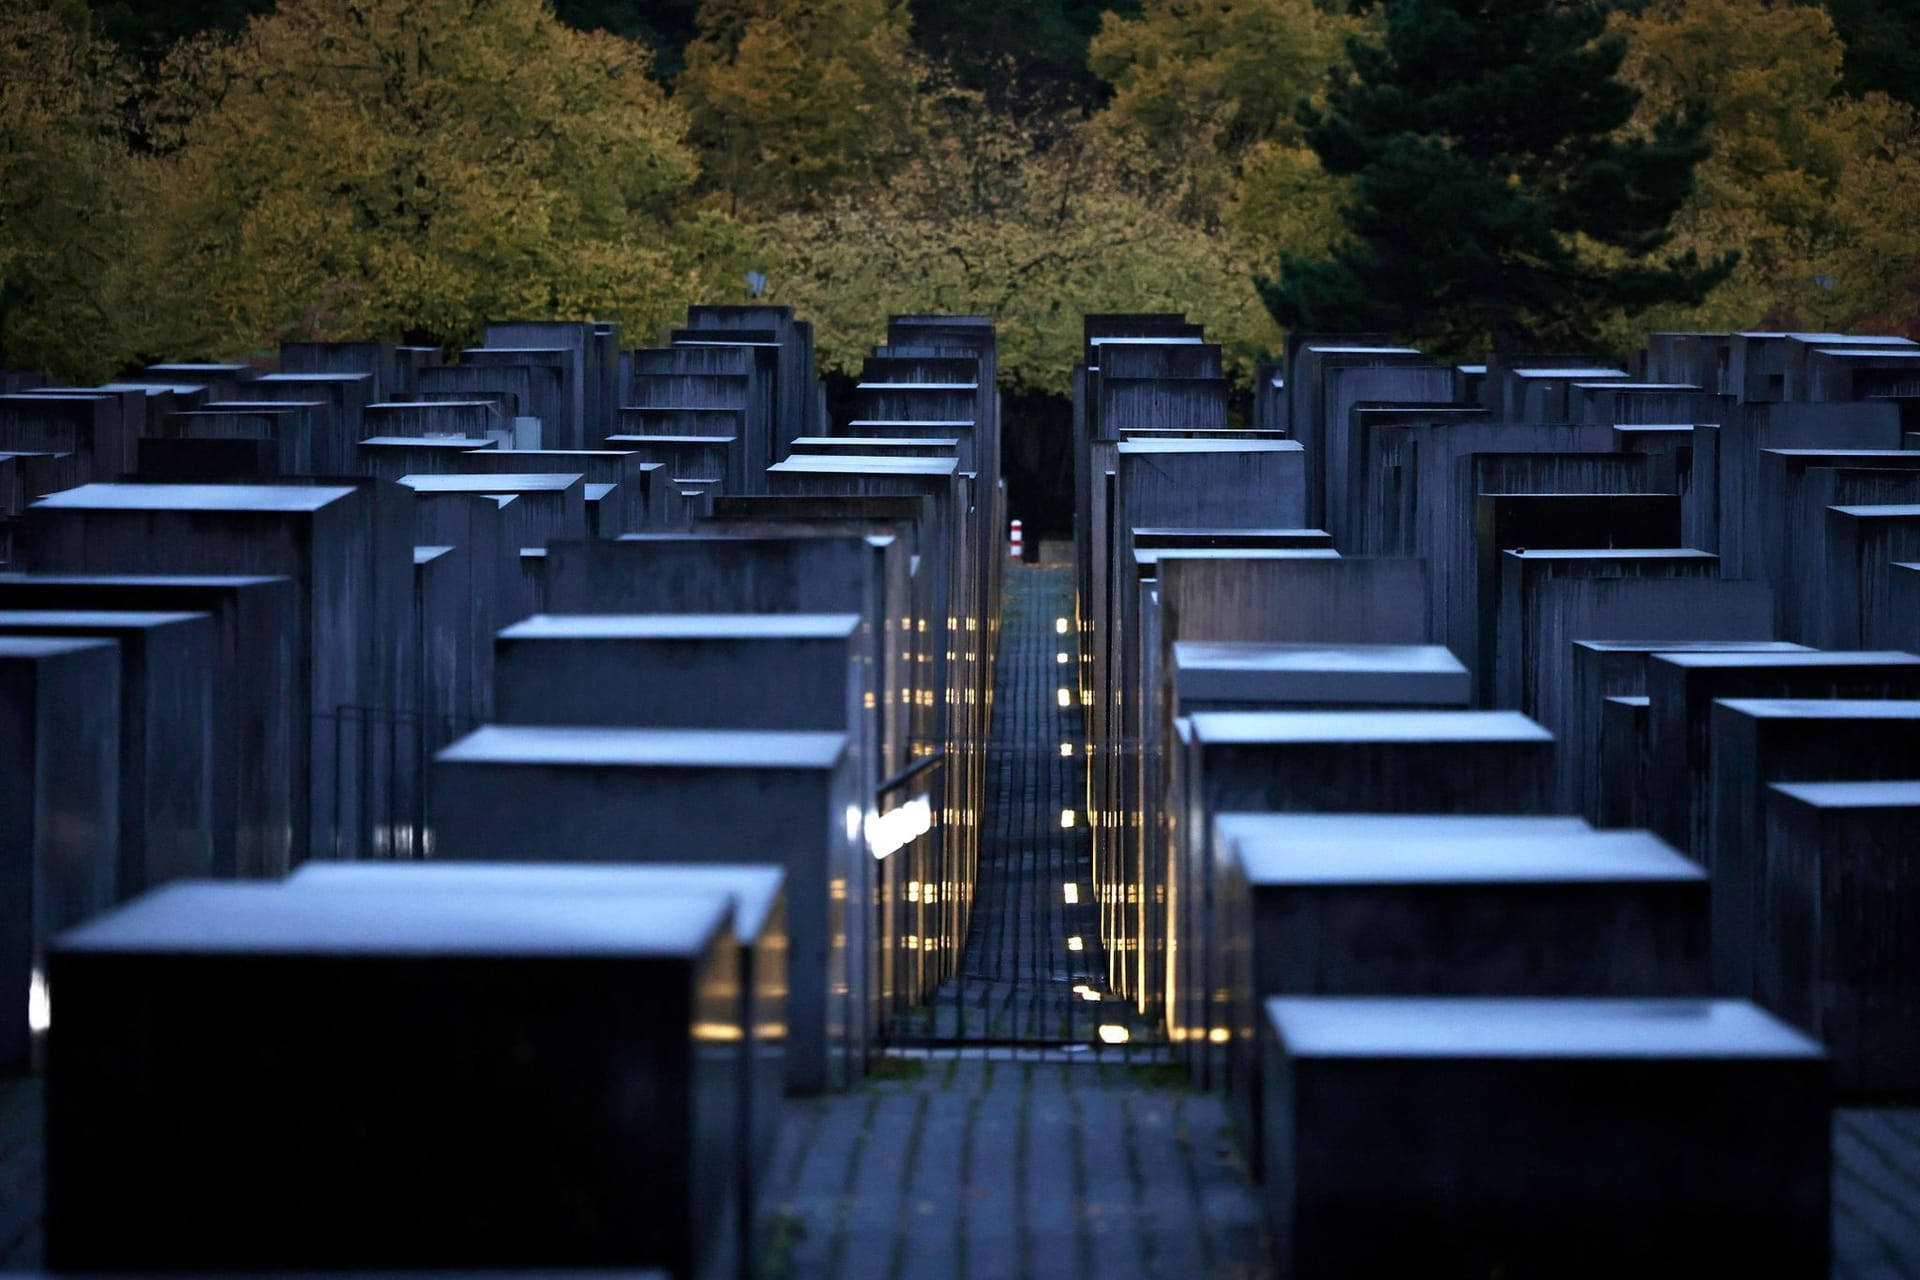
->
xmin=1264 ymin=0 xmax=1732 ymax=358
xmin=140 ymin=0 xmax=741 ymax=359
xmin=0 ymin=0 xmax=147 ymax=380
xmin=766 ymin=87 xmax=1281 ymax=394
xmin=677 ymin=0 xmax=926 ymax=213
xmin=909 ymin=0 xmax=1118 ymax=111
xmin=1820 ymin=0 xmax=1920 ymax=106
xmin=1600 ymin=0 xmax=1920 ymax=343
xmin=1088 ymin=0 xmax=1365 ymax=325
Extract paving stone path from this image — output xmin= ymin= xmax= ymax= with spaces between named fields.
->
xmin=893 ymin=560 xmax=1147 ymax=1047
xmin=759 ymin=1057 xmax=1270 ymax=1280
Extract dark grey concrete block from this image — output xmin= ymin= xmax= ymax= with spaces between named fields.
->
xmin=24 ymin=482 xmax=415 ymax=863
xmin=1570 ymin=641 xmax=1810 ymax=827
xmin=430 ymin=725 xmax=861 ymax=1093
xmin=1822 ymin=503 xmax=1920 ymax=647
xmin=494 ymin=613 xmax=861 ymax=739
xmin=1705 ymin=698 xmax=1920 ymax=999
xmin=0 ymin=573 xmax=298 ymax=878
xmin=0 ymin=636 xmax=117 ymax=1073
xmin=1219 ymin=817 xmax=1706 ymax=1178
xmin=356 ymin=435 xmax=498 ymax=483
xmin=1173 ymin=642 xmax=1468 ymax=709
xmin=47 ymin=882 xmax=740 ymax=1277
xmin=1491 ymin=549 xmax=1721 ymax=711
xmin=1600 ymin=695 xmax=1652 ymax=828
xmin=1644 ymin=650 xmax=1920 ymax=858
xmin=287 ymin=860 xmax=787 ymax=1265
xmin=0 ymin=611 xmax=213 ymax=896
xmin=1261 ymin=996 xmax=1829 ymax=1278
xmin=1761 ymin=780 xmax=1920 ymax=1100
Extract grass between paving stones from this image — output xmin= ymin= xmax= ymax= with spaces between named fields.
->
xmin=866 ymin=1055 xmax=929 ymax=1084
xmin=757 ymin=1208 xmax=806 ymax=1280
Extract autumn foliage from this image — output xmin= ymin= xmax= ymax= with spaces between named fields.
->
xmin=3 ymin=0 xmax=1920 ymax=387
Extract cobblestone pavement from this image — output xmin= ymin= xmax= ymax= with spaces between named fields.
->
xmin=893 ymin=561 xmax=1149 ymax=1047
xmin=759 ymin=1057 xmax=1270 ymax=1280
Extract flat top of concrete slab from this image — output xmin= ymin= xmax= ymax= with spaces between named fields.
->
xmin=1574 ymin=640 xmax=1811 ymax=655
xmin=1658 ymin=649 xmax=1920 ymax=670
xmin=1716 ymin=697 xmax=1920 ymax=720
xmin=584 ymin=482 xmax=616 ymax=500
xmin=32 ymin=483 xmax=357 ymax=512
xmin=1509 ymin=367 xmax=1629 ymax=378
xmin=0 ymin=572 xmax=287 ymax=588
xmin=501 ymin=612 xmax=861 ymax=640
xmin=0 ymin=635 xmax=118 ymax=659
xmin=769 ymin=456 xmax=960 ymax=476
xmin=1132 ymin=527 xmax=1332 ymax=539
xmin=1504 ymin=548 xmax=1716 ymax=561
xmin=1758 ymin=332 xmax=1916 ymax=344
xmin=254 ymin=372 xmax=370 ymax=383
xmin=58 ymin=882 xmax=731 ymax=959
xmin=793 ymin=436 xmax=961 ymax=447
xmin=605 ymin=434 xmax=739 ymax=445
xmin=1215 ymin=813 xmax=1591 ymax=846
xmin=1116 ymin=439 xmax=1304 ymax=454
xmin=1304 ymin=345 xmax=1422 ymax=355
xmin=847 ymin=420 xmax=975 ymax=429
xmin=367 ymin=400 xmax=498 ymax=410
xmin=438 ymin=724 xmax=850 ymax=769
xmin=1135 ymin=548 xmax=1342 ymax=567
xmin=1234 ymin=829 xmax=1701 ymax=885
xmin=487 ymin=450 xmax=650 ymax=458
xmin=359 ymin=436 xmax=495 ymax=448
xmin=1191 ymin=709 xmax=1552 ymax=744
xmin=1612 ymin=424 xmax=1695 ymax=433
xmin=1772 ymin=779 xmax=1920 ymax=808
xmin=1764 ymin=448 xmax=1920 ymax=459
xmin=1813 ymin=347 xmax=1920 ymax=358
xmin=1572 ymin=382 xmax=1700 ymax=390
xmin=0 ymin=609 xmax=207 ymax=630
xmin=1607 ymin=695 xmax=1651 ymax=707
xmin=0 ymin=1266 xmax=668 ymax=1274
xmin=290 ymin=861 xmax=787 ymax=939
xmin=1832 ymin=503 xmax=1920 ymax=518
xmin=854 ymin=381 xmax=978 ymax=390
xmin=1174 ymin=642 xmax=1466 ymax=676
xmin=400 ymin=473 xmax=583 ymax=492
xmin=414 ymin=546 xmax=452 ymax=565
xmin=1267 ymin=997 xmax=1823 ymax=1058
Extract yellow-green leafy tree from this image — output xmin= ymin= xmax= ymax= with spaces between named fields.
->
xmin=0 ymin=0 xmax=147 ymax=381
xmin=677 ymin=0 xmax=925 ymax=214
xmin=1087 ymin=0 xmax=1366 ymax=261
xmin=142 ymin=0 xmax=744 ymax=359
xmin=1610 ymin=0 xmax=1920 ymax=339
xmin=766 ymin=86 xmax=1282 ymax=394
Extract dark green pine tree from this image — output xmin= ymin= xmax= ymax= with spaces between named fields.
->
xmin=1262 ymin=0 xmax=1735 ymax=358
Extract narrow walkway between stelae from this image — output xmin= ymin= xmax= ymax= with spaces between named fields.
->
xmin=761 ymin=559 xmax=1271 ymax=1280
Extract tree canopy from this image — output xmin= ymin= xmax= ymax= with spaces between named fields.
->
xmin=1262 ymin=0 xmax=1733 ymax=357
xmin=138 ymin=0 xmax=741 ymax=358
xmin=2 ymin=0 xmax=1917 ymax=383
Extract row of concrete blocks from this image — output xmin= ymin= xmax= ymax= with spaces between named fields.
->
xmin=0 ymin=309 xmax=831 ymax=561
xmin=1262 ymin=336 xmax=1920 ymax=677
xmin=2 ymin=314 xmax=1007 ymax=1279
xmin=1074 ymin=320 xmax=1920 ymax=1275
xmin=0 ymin=334 xmax=1003 ymax=1041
